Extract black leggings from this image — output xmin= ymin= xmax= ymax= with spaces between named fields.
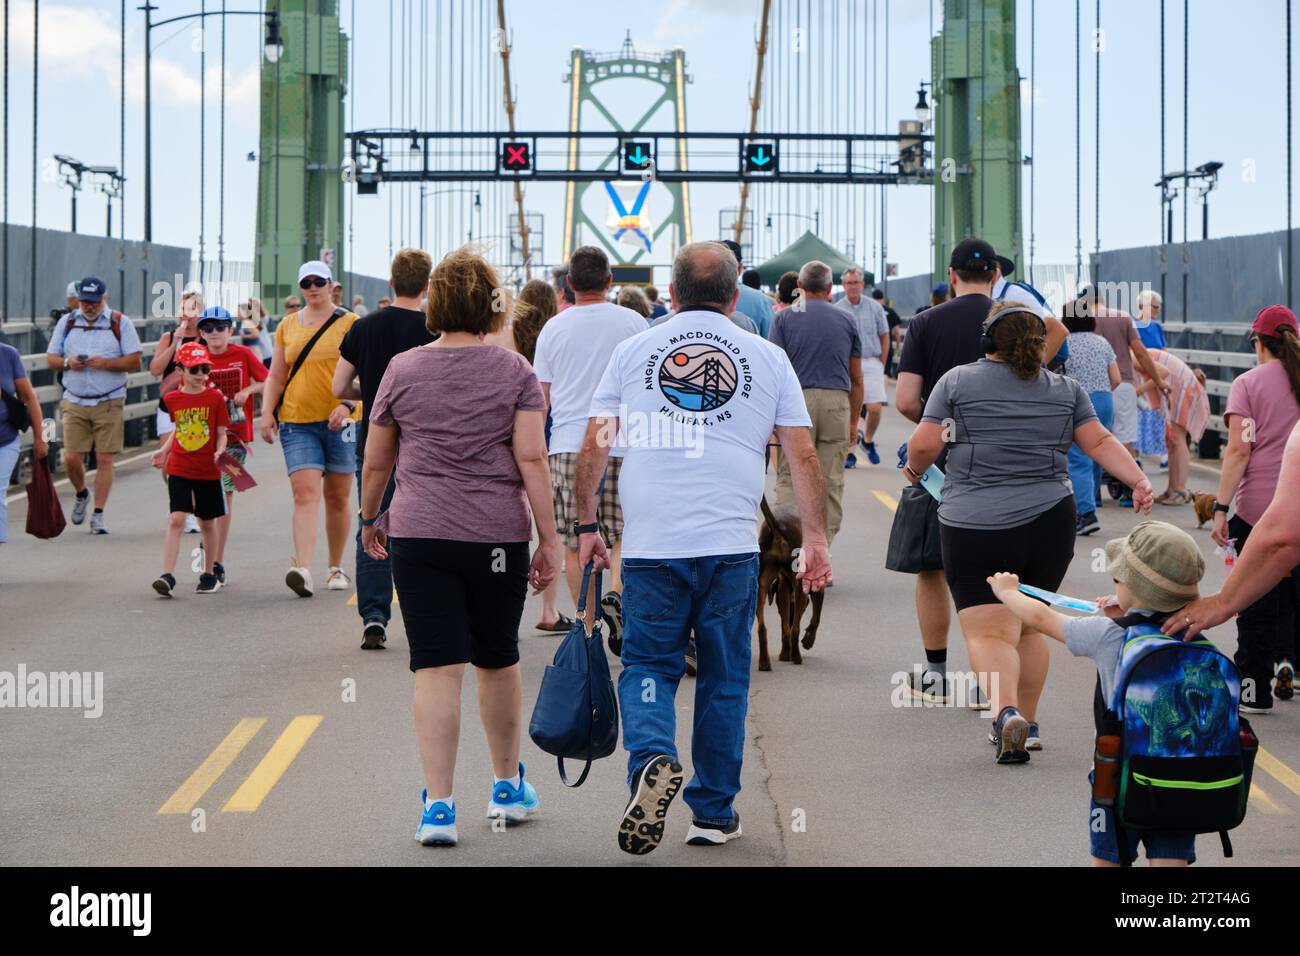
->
xmin=939 ymin=495 xmax=1078 ymax=610
xmin=1229 ymin=516 xmax=1300 ymax=706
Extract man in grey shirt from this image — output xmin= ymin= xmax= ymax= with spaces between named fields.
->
xmin=834 ymin=267 xmax=890 ymax=465
xmin=769 ymin=260 xmax=863 ymax=544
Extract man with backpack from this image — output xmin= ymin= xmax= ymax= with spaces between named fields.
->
xmin=45 ymin=276 xmax=143 ymax=534
xmin=989 ymin=521 xmax=1255 ymax=865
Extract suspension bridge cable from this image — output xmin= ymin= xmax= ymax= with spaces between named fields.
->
xmin=218 ymin=0 xmax=226 ymax=283
xmin=199 ymin=0 xmax=206 ymax=282
xmin=1289 ymin=0 xmax=1294 ymax=306
xmin=1074 ymin=0 xmax=1081 ymax=283
xmin=1095 ymin=0 xmax=1101 ymax=272
xmin=1029 ymin=0 xmax=1035 ymax=278
xmin=1160 ymin=0 xmax=1166 ymax=301
xmin=3 ymin=0 xmax=9 ymax=323
xmin=30 ymin=0 xmax=37 ymax=322
xmin=1182 ymin=0 xmax=1188 ymax=321
xmin=348 ymin=0 xmax=355 ymax=290
xmin=387 ymin=0 xmax=393 ymax=260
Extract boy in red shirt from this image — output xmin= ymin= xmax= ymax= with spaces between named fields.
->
xmin=153 ymin=343 xmax=229 ymax=595
xmin=197 ymin=307 xmax=268 ymax=586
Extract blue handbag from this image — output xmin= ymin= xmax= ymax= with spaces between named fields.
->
xmin=528 ymin=563 xmax=620 ymax=787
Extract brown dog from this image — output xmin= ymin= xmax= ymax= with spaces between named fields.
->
xmin=756 ymin=496 xmax=824 ymax=671
xmin=1192 ymin=491 xmax=1216 ymax=529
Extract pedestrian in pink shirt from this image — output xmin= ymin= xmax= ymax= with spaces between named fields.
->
xmin=1211 ymin=305 xmax=1300 ymax=713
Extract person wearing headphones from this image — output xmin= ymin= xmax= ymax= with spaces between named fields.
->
xmin=903 ymin=301 xmax=1154 ymax=765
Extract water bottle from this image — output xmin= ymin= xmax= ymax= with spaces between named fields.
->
xmin=1092 ymin=715 xmax=1124 ymax=806
xmin=1223 ymin=538 xmax=1237 ymax=572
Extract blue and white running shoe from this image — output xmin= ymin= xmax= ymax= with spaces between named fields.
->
xmin=415 ymin=790 xmax=458 ymax=846
xmin=487 ymin=762 xmax=539 ymax=823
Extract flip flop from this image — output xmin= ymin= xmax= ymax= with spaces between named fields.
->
xmin=1161 ymin=489 xmax=1192 ymax=506
xmin=535 ymin=613 xmax=575 ymax=633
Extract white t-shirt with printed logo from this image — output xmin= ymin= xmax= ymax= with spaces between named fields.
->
xmin=533 ymin=301 xmax=648 ymax=456
xmin=589 ymin=309 xmax=812 ymax=559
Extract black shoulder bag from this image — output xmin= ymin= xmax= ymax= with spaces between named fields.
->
xmin=273 ymin=308 xmax=346 ymax=423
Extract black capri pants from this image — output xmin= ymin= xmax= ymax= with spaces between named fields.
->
xmin=939 ymin=495 xmax=1077 ymax=611
xmin=388 ymin=537 xmax=530 ymax=671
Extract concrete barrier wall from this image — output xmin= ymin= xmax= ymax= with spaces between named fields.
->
xmin=0 ymin=226 xmax=191 ymax=322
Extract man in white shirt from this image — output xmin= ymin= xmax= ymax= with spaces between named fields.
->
xmin=576 ymin=241 xmax=831 ymax=856
xmin=534 ymin=246 xmax=647 ymax=640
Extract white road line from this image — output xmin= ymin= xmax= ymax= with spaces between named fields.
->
xmin=5 ymin=447 xmax=157 ymax=505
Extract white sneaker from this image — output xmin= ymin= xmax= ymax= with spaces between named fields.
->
xmin=285 ymin=566 xmax=314 ymax=597
xmin=184 ymin=513 xmax=200 ymax=534
xmin=326 ymin=567 xmax=351 ymax=590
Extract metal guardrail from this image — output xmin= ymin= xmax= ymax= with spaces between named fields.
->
xmin=1161 ymin=320 xmax=1256 ymax=442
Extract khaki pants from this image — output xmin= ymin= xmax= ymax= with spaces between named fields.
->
xmin=775 ymin=387 xmax=849 ymax=544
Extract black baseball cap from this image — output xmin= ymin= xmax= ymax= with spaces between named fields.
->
xmin=949 ymin=239 xmax=1000 ymax=276
xmin=77 ymin=276 xmax=107 ymax=302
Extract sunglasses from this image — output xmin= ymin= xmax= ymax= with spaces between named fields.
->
xmin=299 ymin=276 xmax=330 ymax=289
xmin=185 ymin=365 xmax=211 ymax=375
xmin=198 ymin=322 xmax=232 ymax=331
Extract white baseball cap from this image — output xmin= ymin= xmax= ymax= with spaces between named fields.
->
xmin=993 ymin=279 xmax=1048 ymax=321
xmin=297 ymin=260 xmax=332 ymax=283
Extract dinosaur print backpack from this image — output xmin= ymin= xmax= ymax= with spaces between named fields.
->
xmin=1107 ymin=619 xmax=1258 ymax=858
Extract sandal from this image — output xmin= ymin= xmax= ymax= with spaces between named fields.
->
xmin=535 ymin=613 xmax=575 ymax=633
xmin=1160 ymin=489 xmax=1192 ymax=506
xmin=1152 ymin=489 xmax=1173 ymax=504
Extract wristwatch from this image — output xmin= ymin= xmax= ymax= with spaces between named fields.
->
xmin=1212 ymin=501 xmax=1231 ymax=515
xmin=573 ymin=521 xmax=599 ymax=537
xmin=358 ymin=510 xmax=378 ymax=527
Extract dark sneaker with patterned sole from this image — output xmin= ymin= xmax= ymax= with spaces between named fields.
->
xmin=617 ymin=755 xmax=684 ymax=856
xmin=361 ymin=621 xmax=387 ymax=650
xmin=196 ymin=572 xmax=221 ymax=594
xmin=152 ymin=573 xmax=176 ymax=597
xmin=1275 ymin=660 xmax=1295 ymax=701
xmin=686 ymin=812 xmax=742 ymax=846
xmin=907 ymin=668 xmax=949 ymax=703
xmin=600 ymin=591 xmax=623 ymax=657
xmin=993 ymin=706 xmax=1030 ymax=764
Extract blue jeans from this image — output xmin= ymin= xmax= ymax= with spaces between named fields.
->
xmin=1069 ymin=389 xmax=1114 ymax=515
xmin=355 ymin=438 xmax=396 ymax=626
xmin=0 ymin=437 xmax=20 ymax=543
xmin=279 ymin=420 xmax=355 ymax=475
xmin=619 ymin=553 xmax=759 ymax=826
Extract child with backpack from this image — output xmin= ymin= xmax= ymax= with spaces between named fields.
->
xmin=988 ymin=520 xmax=1257 ymax=866
xmin=151 ymin=343 xmax=229 ymax=596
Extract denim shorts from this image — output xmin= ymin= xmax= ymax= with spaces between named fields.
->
xmin=1087 ymin=772 xmax=1197 ymax=864
xmin=279 ymin=420 xmax=355 ymax=476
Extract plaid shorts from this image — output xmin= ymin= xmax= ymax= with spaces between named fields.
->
xmin=549 ymin=452 xmax=623 ymax=551
xmin=220 ymin=441 xmax=249 ymax=495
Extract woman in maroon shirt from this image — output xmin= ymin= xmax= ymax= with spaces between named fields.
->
xmin=359 ymin=249 xmax=561 ymax=845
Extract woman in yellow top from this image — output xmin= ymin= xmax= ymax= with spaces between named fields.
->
xmin=259 ymin=260 xmax=360 ymax=597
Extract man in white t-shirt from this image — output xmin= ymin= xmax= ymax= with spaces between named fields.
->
xmin=534 ymin=246 xmax=647 ymax=640
xmin=576 ymin=241 xmax=832 ymax=856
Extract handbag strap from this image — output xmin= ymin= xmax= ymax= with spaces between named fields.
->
xmin=274 ymin=308 xmax=345 ymax=419
xmin=557 ymin=756 xmax=593 ymax=788
xmin=561 ymin=560 xmax=604 ymax=790
xmin=574 ymin=561 xmax=604 ymax=617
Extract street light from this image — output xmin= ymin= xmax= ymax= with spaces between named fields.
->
xmin=141 ymin=4 xmax=283 ymax=242
xmin=914 ymin=83 xmax=932 ymax=127
xmin=53 ymin=155 xmax=89 ymax=232
xmin=418 ymin=187 xmax=481 ymax=245
xmin=766 ymin=210 xmax=820 ymax=235
xmin=1154 ymin=160 xmax=1222 ymax=243
xmin=87 ymin=166 xmax=126 ymax=238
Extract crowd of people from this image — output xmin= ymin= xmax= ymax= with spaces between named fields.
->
xmin=5 ymin=230 xmax=1299 ymax=868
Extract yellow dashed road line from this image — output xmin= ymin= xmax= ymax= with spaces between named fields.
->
xmin=1256 ymin=746 xmax=1300 ymax=799
xmin=871 ymin=490 xmax=898 ymax=512
xmin=158 ymin=718 xmax=266 ymax=815
xmin=222 ymin=716 xmax=324 ymax=813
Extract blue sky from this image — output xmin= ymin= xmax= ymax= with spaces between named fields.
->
xmin=1 ymin=0 xmax=1294 ymax=286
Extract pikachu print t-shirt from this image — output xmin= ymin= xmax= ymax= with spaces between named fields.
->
xmin=164 ymin=387 xmax=229 ymax=480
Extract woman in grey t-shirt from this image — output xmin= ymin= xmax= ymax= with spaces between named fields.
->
xmin=903 ymin=302 xmax=1154 ymax=765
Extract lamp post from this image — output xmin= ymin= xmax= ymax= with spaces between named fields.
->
xmin=419 ymin=187 xmax=481 ymax=245
xmin=141 ymin=4 xmax=282 ymax=243
xmin=88 ymin=166 xmax=126 ymax=238
xmin=914 ymin=82 xmax=933 ymax=128
xmin=54 ymin=154 xmax=88 ymax=232
xmin=765 ymin=210 xmax=820 ymax=236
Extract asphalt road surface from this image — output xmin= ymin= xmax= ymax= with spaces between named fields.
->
xmin=2 ymin=399 xmax=1298 ymax=867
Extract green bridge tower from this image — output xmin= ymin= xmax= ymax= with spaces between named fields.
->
xmin=255 ymin=0 xmax=349 ymax=307
xmin=931 ymin=0 xmax=1023 ymax=280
